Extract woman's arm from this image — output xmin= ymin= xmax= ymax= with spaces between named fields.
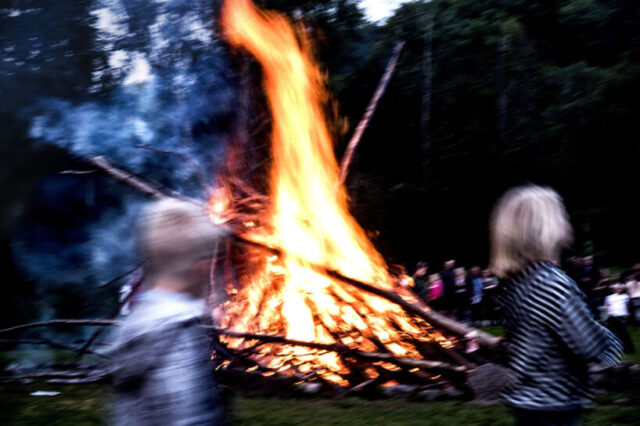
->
xmin=555 ymin=291 xmax=623 ymax=366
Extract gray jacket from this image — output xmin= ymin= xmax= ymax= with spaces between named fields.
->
xmin=109 ymin=290 xmax=225 ymax=425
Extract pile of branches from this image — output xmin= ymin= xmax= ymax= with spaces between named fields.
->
xmin=1 ymin=154 xmax=503 ymax=398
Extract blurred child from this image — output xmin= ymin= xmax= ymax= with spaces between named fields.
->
xmin=109 ymin=199 xmax=227 ymax=425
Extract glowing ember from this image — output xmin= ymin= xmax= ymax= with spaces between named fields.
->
xmin=216 ymin=0 xmax=453 ymax=386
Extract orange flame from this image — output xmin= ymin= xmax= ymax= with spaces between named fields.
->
xmin=217 ymin=0 xmax=452 ymax=385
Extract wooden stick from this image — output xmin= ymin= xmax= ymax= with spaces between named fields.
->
xmin=339 ymin=42 xmax=405 ymax=184
xmin=87 ymin=156 xmax=198 ymax=203
xmin=320 ymin=270 xmax=500 ymax=348
xmin=0 ymin=319 xmax=119 ymax=335
xmin=134 ymin=145 xmax=211 ymax=191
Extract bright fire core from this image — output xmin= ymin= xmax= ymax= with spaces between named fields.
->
xmin=214 ymin=0 xmax=453 ymax=385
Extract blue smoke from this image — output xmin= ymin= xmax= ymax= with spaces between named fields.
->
xmin=12 ymin=0 xmax=239 ymax=286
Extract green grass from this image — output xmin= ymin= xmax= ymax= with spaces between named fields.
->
xmin=0 ymin=326 xmax=637 ymax=425
xmin=625 ymin=326 xmax=640 ymax=364
xmin=1 ymin=383 xmax=639 ymax=425
xmin=232 ymin=398 xmax=512 ymax=426
xmin=0 ymin=382 xmax=109 ymax=426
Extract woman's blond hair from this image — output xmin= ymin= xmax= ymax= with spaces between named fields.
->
xmin=490 ymin=185 xmax=573 ymax=278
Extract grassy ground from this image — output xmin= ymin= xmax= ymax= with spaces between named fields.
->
xmin=1 ymin=326 xmax=638 ymax=425
xmin=1 ymin=382 xmax=639 ymax=425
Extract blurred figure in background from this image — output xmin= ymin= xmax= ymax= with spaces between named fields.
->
xmin=453 ymin=266 xmax=469 ymax=321
xmin=427 ymin=273 xmax=444 ymax=310
xmin=578 ymin=255 xmax=601 ymax=300
xmin=627 ymin=272 xmax=640 ymax=324
xmin=440 ymin=259 xmax=456 ymax=315
xmin=468 ymin=266 xmax=484 ymax=324
xmin=109 ymin=199 xmax=227 ymax=425
xmin=591 ymin=268 xmax=611 ymax=320
xmin=393 ymin=264 xmax=414 ymax=290
xmin=604 ymin=284 xmax=634 ymax=354
xmin=481 ymin=268 xmax=500 ymax=325
xmin=491 ymin=185 xmax=622 ymax=426
xmin=412 ymin=261 xmax=429 ymax=302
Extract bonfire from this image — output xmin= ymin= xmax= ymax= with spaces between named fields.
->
xmin=203 ymin=0 xmax=494 ymax=393
xmin=0 ymin=0 xmax=499 ymax=397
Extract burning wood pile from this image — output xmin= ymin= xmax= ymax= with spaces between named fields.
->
xmin=203 ymin=0 xmax=498 ymax=396
xmin=1 ymin=0 xmax=502 ymax=399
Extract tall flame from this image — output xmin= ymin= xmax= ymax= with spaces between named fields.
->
xmin=218 ymin=0 xmax=451 ymax=385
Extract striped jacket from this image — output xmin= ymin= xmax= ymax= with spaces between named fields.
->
xmin=495 ymin=261 xmax=623 ymax=411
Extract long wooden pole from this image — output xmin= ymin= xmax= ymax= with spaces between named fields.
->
xmin=339 ymin=42 xmax=405 ymax=184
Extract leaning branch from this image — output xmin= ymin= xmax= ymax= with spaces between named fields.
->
xmin=321 ymin=270 xmax=500 ymax=348
xmin=87 ymin=156 xmax=198 ymax=203
xmin=339 ymin=42 xmax=405 ymax=184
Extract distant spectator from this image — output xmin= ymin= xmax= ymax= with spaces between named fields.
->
xmin=627 ymin=273 xmax=640 ymax=324
xmin=469 ymin=266 xmax=483 ymax=322
xmin=393 ymin=265 xmax=414 ymax=290
xmin=591 ymin=268 xmax=611 ymax=319
xmin=440 ymin=259 xmax=456 ymax=313
xmin=605 ymin=284 xmax=630 ymax=319
xmin=566 ymin=256 xmax=582 ymax=283
xmin=579 ymin=255 xmax=601 ymax=298
xmin=605 ymin=284 xmax=635 ymax=354
xmin=411 ymin=261 xmax=429 ymax=301
xmin=427 ymin=273 xmax=444 ymax=309
xmin=453 ymin=267 xmax=469 ymax=321
xmin=481 ymin=269 xmax=499 ymax=324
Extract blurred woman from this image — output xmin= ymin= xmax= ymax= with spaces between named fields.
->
xmin=491 ymin=185 xmax=622 ymax=426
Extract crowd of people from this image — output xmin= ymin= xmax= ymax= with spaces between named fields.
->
xmin=400 ymin=256 xmax=640 ymax=331
xmin=398 ymin=260 xmax=500 ymax=325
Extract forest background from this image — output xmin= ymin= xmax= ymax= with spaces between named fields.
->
xmin=0 ymin=0 xmax=638 ymax=326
